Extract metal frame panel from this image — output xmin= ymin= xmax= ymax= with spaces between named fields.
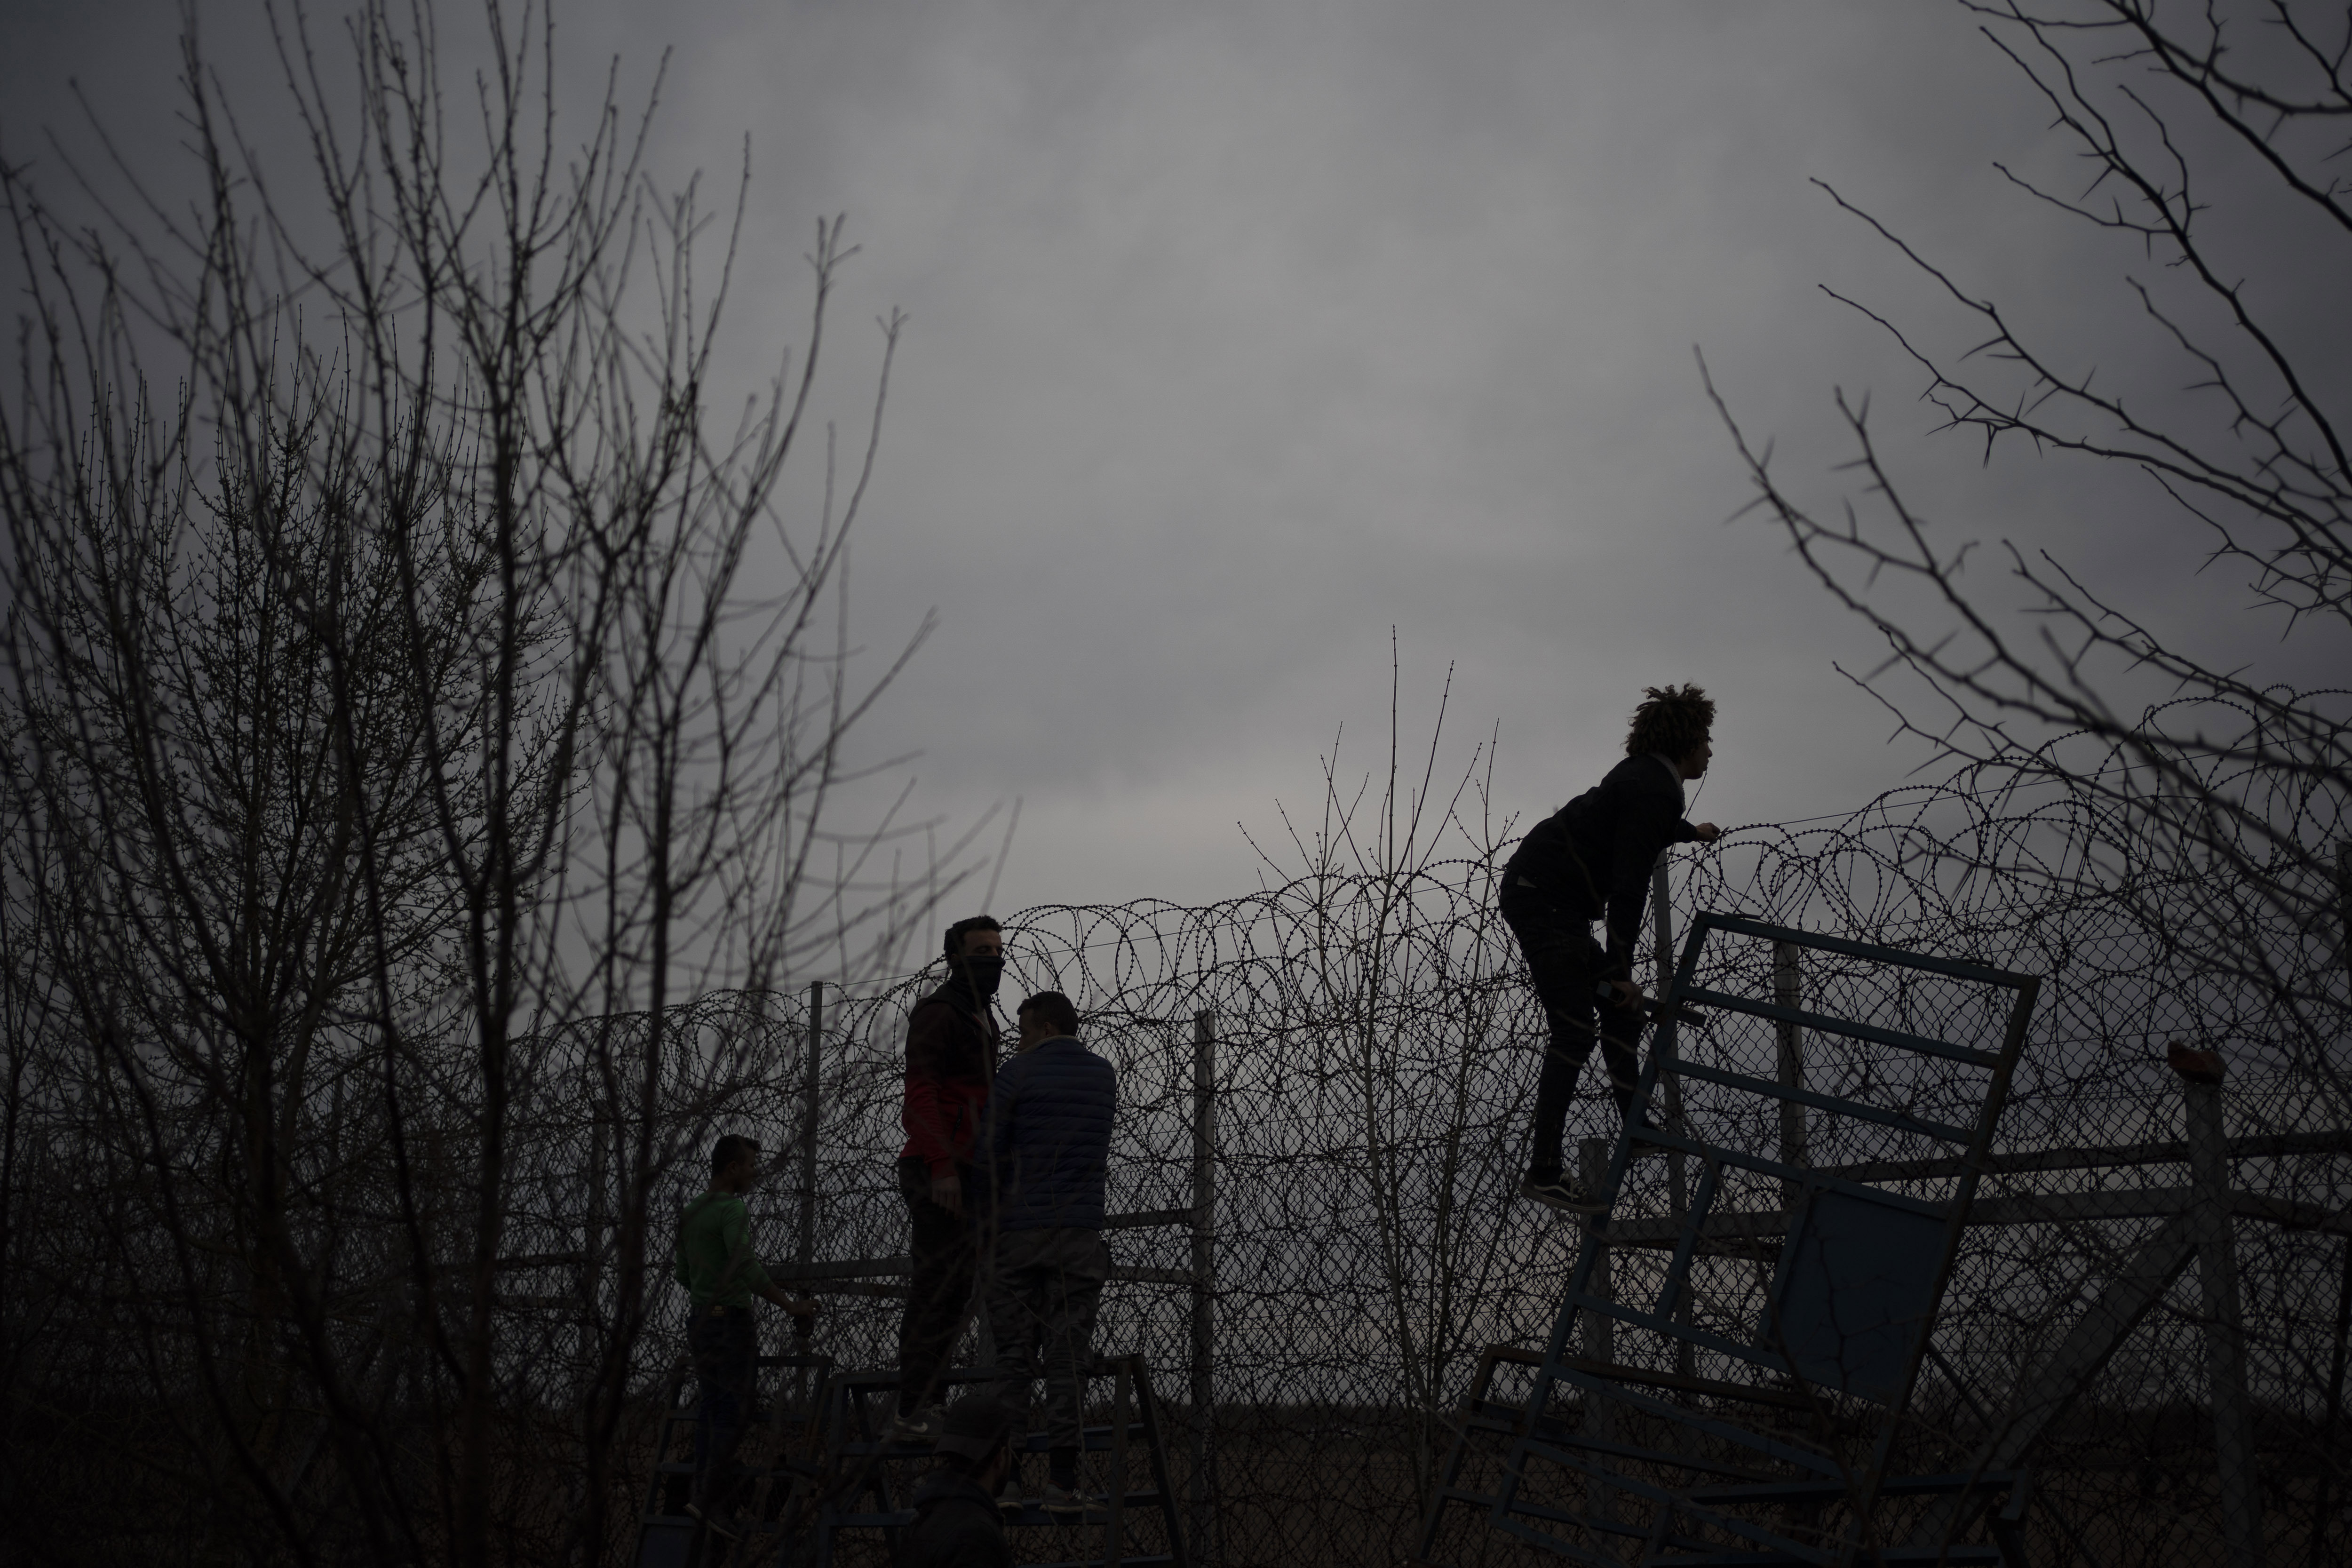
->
xmin=1446 ymin=911 xmax=2040 ymax=1567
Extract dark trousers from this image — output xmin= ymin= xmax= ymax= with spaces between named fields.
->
xmin=897 ymin=1155 xmax=978 ymax=1414
xmin=983 ymin=1226 xmax=1110 ymax=1454
xmin=688 ymin=1307 xmax=757 ymax=1510
xmin=1499 ymin=884 xmax=1646 ymax=1174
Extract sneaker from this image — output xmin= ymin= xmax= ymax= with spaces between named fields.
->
xmin=1041 ymin=1480 xmax=1102 ymax=1515
xmin=1519 ymin=1171 xmax=1605 ymax=1214
xmin=995 ymin=1478 xmax=1027 ymax=1515
xmin=885 ymin=1404 xmax=944 ymax=1443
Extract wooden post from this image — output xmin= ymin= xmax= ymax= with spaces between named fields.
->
xmin=2173 ymin=1042 xmax=2265 ymax=1568
xmin=1772 ymin=941 xmax=1806 ymax=1210
xmin=1190 ymin=1011 xmax=1217 ymax=1564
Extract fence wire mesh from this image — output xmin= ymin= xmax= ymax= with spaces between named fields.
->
xmin=9 ymin=763 xmax=2349 ymax=1566
xmin=632 ymin=766 xmax=2351 ymax=1565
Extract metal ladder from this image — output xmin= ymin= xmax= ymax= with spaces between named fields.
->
xmin=1412 ymin=911 xmax=2042 ymax=1567
xmin=803 ymin=1353 xmax=1190 ymax=1568
xmin=636 ymin=1349 xmax=834 ymax=1568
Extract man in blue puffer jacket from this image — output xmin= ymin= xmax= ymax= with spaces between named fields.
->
xmin=978 ymin=989 xmax=1116 ymax=1514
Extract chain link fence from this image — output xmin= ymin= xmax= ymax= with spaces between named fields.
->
xmin=9 ymin=761 xmax=2347 ymax=1565
xmin=575 ymin=764 xmax=2348 ymax=1566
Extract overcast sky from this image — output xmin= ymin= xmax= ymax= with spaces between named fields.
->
xmin=8 ymin=1 xmax=2334 ymax=959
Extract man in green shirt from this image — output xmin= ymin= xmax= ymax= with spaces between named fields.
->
xmin=675 ymin=1134 xmax=816 ymax=1531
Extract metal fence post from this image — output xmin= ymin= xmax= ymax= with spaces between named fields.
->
xmin=1191 ymin=1009 xmax=1217 ymax=1565
xmin=1578 ymin=1135 xmax=1616 ymax=1522
xmin=1650 ymin=856 xmax=1695 ymax=1382
xmin=1651 ymin=857 xmax=1686 ymax=1148
xmin=582 ymin=1090 xmax=606 ymax=1420
xmin=2174 ymin=1043 xmax=2265 ymax=1568
xmin=800 ymin=980 xmax=821 ymax=1267
xmin=2340 ymin=837 xmax=2352 ymax=984
xmin=1772 ymin=941 xmax=1806 ymax=1209
xmin=797 ymin=981 xmax=821 ymax=1393
xmin=2311 ymin=1244 xmax=2352 ymax=1568
xmin=2314 ymin=840 xmax=2352 ymax=1568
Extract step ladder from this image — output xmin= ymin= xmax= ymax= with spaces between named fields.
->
xmin=1413 ymin=912 xmax=2042 ymax=1567
xmin=803 ymin=1352 xmax=1190 ymax=1568
xmin=636 ymin=1348 xmax=834 ymax=1568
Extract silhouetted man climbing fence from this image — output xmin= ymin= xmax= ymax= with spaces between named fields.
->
xmin=1498 ymin=684 xmax=1721 ymax=1214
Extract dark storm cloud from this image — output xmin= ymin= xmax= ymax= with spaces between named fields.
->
xmin=9 ymin=0 xmax=2328 ymax=931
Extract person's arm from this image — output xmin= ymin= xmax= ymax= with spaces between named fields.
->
xmin=1601 ymin=770 xmax=1698 ymax=985
xmin=1089 ymin=1058 xmax=1118 ymax=1226
xmin=674 ymin=1194 xmax=706 ymax=1291
xmin=760 ymin=1281 xmax=817 ymax=1319
xmin=902 ymin=1001 xmax=964 ymax=1198
xmin=984 ymin=1058 xmax=1024 ymax=1214
xmin=1600 ymin=816 xmax=1666 ymax=985
xmin=713 ymin=1202 xmax=815 ymax=1316
xmin=719 ymin=1200 xmax=775 ymax=1297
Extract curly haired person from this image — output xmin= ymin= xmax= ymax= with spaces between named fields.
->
xmin=1500 ymin=685 xmax=1720 ymax=1213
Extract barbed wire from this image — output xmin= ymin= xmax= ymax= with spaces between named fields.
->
xmin=10 ymin=755 xmax=2349 ymax=1564
xmin=588 ymin=754 xmax=2350 ymax=1563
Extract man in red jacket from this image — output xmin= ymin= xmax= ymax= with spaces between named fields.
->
xmin=891 ymin=915 xmax=1006 ymax=1439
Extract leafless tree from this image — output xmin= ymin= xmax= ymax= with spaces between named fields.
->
xmin=1707 ymin=1 xmax=2352 ymax=1550
xmin=1239 ymin=645 xmax=1530 ymax=1510
xmin=0 ymin=3 xmax=970 ymax=1562
xmin=1708 ymin=0 xmax=2352 ymax=1106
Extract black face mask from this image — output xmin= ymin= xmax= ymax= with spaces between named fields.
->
xmin=957 ymin=955 xmax=1004 ymax=1000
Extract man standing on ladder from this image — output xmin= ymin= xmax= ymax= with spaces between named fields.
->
xmin=892 ymin=915 xmax=1008 ymax=1440
xmin=1501 ymin=685 xmax=1720 ymax=1214
xmin=675 ymin=1134 xmax=818 ymax=1534
xmin=979 ymin=989 xmax=1117 ymax=1515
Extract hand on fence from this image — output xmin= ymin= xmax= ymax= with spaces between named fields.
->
xmin=762 ymin=1284 xmax=819 ymax=1320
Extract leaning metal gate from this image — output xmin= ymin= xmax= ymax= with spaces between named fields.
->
xmin=1417 ymin=911 xmax=2042 ymax=1566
